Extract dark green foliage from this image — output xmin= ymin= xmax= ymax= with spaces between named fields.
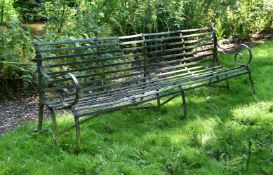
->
xmin=40 ymin=0 xmax=273 ymax=39
xmin=13 ymin=0 xmax=47 ymax=22
xmin=0 ymin=21 xmax=36 ymax=99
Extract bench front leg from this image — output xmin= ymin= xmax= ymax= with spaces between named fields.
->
xmin=49 ymin=108 xmax=59 ymax=145
xmin=37 ymin=102 xmax=44 ymax=130
xmin=247 ymin=69 xmax=256 ymax=95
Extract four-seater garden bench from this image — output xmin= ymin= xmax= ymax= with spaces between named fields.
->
xmin=33 ymin=27 xmax=255 ymax=152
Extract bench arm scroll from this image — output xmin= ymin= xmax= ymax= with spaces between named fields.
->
xmin=217 ymin=43 xmax=252 ymax=67
xmin=234 ymin=44 xmax=252 ymax=66
xmin=38 ymin=64 xmax=81 ymax=109
xmin=58 ymin=73 xmax=81 ymax=108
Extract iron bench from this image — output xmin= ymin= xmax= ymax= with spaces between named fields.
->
xmin=33 ymin=27 xmax=255 ymax=152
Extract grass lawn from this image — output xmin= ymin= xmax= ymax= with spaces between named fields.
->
xmin=0 ymin=40 xmax=272 ymax=175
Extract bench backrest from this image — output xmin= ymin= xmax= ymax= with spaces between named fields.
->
xmin=34 ymin=27 xmax=216 ymax=99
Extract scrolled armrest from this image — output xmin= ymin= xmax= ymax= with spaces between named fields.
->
xmin=217 ymin=43 xmax=252 ymax=67
xmin=234 ymin=44 xmax=252 ymax=66
xmin=38 ymin=64 xmax=80 ymax=109
xmin=58 ymin=73 xmax=81 ymax=108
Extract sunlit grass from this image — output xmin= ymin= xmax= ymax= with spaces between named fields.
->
xmin=0 ymin=40 xmax=272 ymax=175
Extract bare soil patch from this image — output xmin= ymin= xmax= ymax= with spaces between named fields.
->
xmin=0 ymin=97 xmax=48 ymax=135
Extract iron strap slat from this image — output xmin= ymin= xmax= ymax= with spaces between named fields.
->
xmin=147 ymin=46 xmax=213 ymax=61
xmin=48 ymin=59 xmax=142 ymax=76
xmin=74 ymin=67 xmax=247 ymax=111
xmin=39 ymin=32 xmax=212 ymax=53
xmin=148 ymin=52 xmax=214 ymax=67
xmin=43 ymin=53 xmax=144 ymax=68
xmin=52 ymin=68 xmax=248 ymax=111
xmin=44 ymin=58 xmax=211 ymax=92
xmin=74 ymin=70 xmax=247 ymax=117
xmin=74 ymin=66 xmax=228 ymax=107
xmin=147 ymin=42 xmax=213 ymax=56
xmin=38 ymin=39 xmax=146 ymax=53
xmin=48 ymin=65 xmax=145 ymax=83
xmin=48 ymin=65 xmax=245 ymax=108
xmin=34 ymin=27 xmax=210 ymax=46
xmin=39 ymin=38 xmax=209 ymax=61
xmin=46 ymin=65 xmax=213 ymax=106
xmin=40 ymin=45 xmax=144 ymax=60
xmin=80 ymin=65 xmax=242 ymax=101
xmin=44 ymin=71 xmax=145 ymax=92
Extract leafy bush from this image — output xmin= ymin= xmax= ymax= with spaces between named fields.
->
xmin=47 ymin=0 xmax=272 ymax=39
xmin=0 ymin=0 xmax=18 ymax=25
xmin=0 ymin=20 xmax=36 ymax=99
xmin=13 ymin=0 xmax=47 ymax=22
xmin=211 ymin=0 xmax=273 ymax=40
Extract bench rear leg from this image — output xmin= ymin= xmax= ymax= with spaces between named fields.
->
xmin=225 ymin=75 xmax=230 ymax=90
xmin=49 ymin=108 xmax=59 ymax=145
xmin=74 ymin=116 xmax=81 ymax=154
xmin=179 ymin=86 xmax=187 ymax=118
xmin=37 ymin=103 xmax=44 ymax=130
xmin=156 ymin=89 xmax=161 ymax=109
xmin=247 ymin=70 xmax=256 ymax=94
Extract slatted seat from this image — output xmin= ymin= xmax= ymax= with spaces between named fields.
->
xmin=33 ymin=27 xmax=255 ymax=152
xmin=72 ymin=64 xmax=246 ymax=116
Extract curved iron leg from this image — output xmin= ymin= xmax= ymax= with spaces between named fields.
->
xmin=74 ymin=116 xmax=81 ymax=154
xmin=179 ymin=86 xmax=187 ymax=118
xmin=247 ymin=70 xmax=256 ymax=94
xmin=49 ymin=108 xmax=59 ymax=145
xmin=37 ymin=103 xmax=44 ymax=130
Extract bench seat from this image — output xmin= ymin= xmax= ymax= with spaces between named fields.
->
xmin=50 ymin=64 xmax=248 ymax=117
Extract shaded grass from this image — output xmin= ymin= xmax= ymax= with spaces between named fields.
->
xmin=0 ymin=40 xmax=273 ymax=175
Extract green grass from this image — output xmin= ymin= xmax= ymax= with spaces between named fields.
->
xmin=1 ymin=40 xmax=273 ymax=175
